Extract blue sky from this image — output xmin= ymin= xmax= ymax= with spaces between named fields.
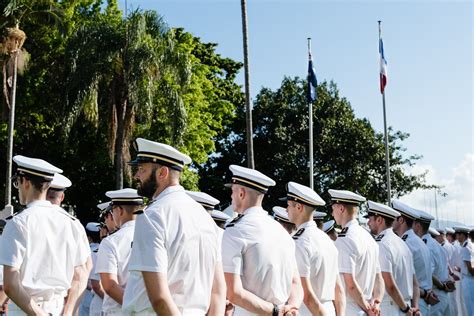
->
xmin=122 ymin=0 xmax=473 ymax=223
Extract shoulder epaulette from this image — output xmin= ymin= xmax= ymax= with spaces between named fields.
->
xmin=338 ymin=226 xmax=349 ymax=237
xmin=133 ymin=210 xmax=144 ymax=215
xmin=93 ymin=248 xmax=98 ymax=253
xmin=422 ymin=238 xmax=427 ymax=244
xmin=375 ymin=233 xmax=385 ymax=242
xmin=402 ymin=234 xmax=408 ymax=241
xmin=292 ymin=228 xmax=305 ymax=240
xmin=225 ymin=214 xmax=244 ymax=228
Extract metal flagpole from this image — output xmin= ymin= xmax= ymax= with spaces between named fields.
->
xmin=241 ymin=0 xmax=255 ymax=169
xmin=307 ymin=38 xmax=314 ymax=189
xmin=378 ymin=21 xmax=391 ymax=203
xmin=4 ymin=51 xmax=18 ymax=210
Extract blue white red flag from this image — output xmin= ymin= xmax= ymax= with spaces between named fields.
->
xmin=379 ymin=38 xmax=388 ymax=94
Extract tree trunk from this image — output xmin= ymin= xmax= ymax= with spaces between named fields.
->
xmin=114 ymin=91 xmax=127 ymax=189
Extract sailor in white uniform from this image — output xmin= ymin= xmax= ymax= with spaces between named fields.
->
xmin=312 ymin=210 xmax=327 ymax=230
xmin=392 ymin=199 xmax=436 ymax=315
xmin=365 ymin=200 xmax=419 ymax=315
xmin=413 ymin=210 xmax=454 ymax=316
xmin=285 ymin=182 xmax=344 ymax=316
xmin=454 ymin=226 xmax=474 ymax=316
xmin=222 ymin=165 xmax=303 ymax=316
xmin=122 ymin=138 xmax=224 ymax=315
xmin=0 ymin=155 xmax=91 ymax=316
xmin=272 ymin=206 xmax=296 ymax=234
xmin=96 ymin=189 xmax=142 ymax=315
xmin=186 ymin=191 xmax=231 ymax=314
xmin=323 ymin=220 xmax=338 ymax=241
xmin=90 ymin=203 xmax=110 ymax=316
xmin=329 ymin=189 xmax=384 ymax=316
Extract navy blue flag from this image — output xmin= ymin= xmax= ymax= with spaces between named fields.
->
xmin=307 ymin=57 xmax=318 ymax=103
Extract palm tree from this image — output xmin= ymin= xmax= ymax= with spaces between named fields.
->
xmin=0 ymin=0 xmax=61 ymax=208
xmin=64 ymin=10 xmax=191 ymax=189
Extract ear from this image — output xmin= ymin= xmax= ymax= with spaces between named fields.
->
xmin=60 ymin=192 xmax=65 ymax=203
xmin=239 ymin=187 xmax=245 ymax=199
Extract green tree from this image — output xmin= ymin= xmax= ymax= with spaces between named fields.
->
xmin=64 ymin=7 xmax=191 ymax=189
xmin=199 ymin=77 xmax=428 ymax=212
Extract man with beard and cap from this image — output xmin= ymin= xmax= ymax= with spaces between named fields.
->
xmin=122 ymin=138 xmax=225 ymax=316
xmin=0 ymin=156 xmax=91 ymax=316
xmin=392 ymin=199 xmax=436 ymax=315
xmin=413 ymin=210 xmax=454 ymax=316
xmin=365 ymin=201 xmax=420 ymax=315
xmin=96 ymin=189 xmax=142 ymax=316
xmin=329 ymin=189 xmax=385 ymax=316
xmin=285 ymin=182 xmax=345 ymax=316
xmin=454 ymin=225 xmax=474 ymax=316
xmin=272 ymin=206 xmax=296 ymax=234
xmin=222 ymin=165 xmax=303 ymax=316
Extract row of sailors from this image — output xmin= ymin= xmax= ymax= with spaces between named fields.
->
xmin=0 ymin=138 xmax=473 ymax=316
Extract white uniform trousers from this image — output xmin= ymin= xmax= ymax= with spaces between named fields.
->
xmin=380 ymin=298 xmax=410 ymax=316
xmin=8 ymin=296 xmax=64 ymax=316
xmin=462 ymin=275 xmax=474 ymax=316
xmin=298 ymin=300 xmax=336 ymax=316
xmin=123 ymin=308 xmax=205 ymax=316
xmin=446 ymin=290 xmax=457 ymax=316
xmin=345 ymin=301 xmax=368 ymax=316
xmin=419 ymin=299 xmax=430 ymax=316
xmin=430 ymin=289 xmax=449 ymax=316
xmin=79 ymin=289 xmax=93 ymax=316
xmin=89 ymin=293 xmax=103 ymax=316
xmin=102 ymin=309 xmax=123 ymax=316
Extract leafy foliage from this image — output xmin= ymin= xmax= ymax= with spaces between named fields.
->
xmin=199 ymin=78 xmax=428 ymax=213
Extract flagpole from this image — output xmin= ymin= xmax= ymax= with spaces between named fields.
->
xmin=307 ymin=38 xmax=314 ymax=190
xmin=378 ymin=21 xmax=391 ymax=203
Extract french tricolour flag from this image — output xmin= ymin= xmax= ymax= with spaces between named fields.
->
xmin=379 ymin=38 xmax=388 ymax=94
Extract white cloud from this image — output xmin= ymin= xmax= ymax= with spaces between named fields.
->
xmin=400 ymin=153 xmax=474 ymax=227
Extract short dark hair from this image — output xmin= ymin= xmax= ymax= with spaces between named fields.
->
xmin=382 ymin=215 xmax=394 ymax=227
xmin=401 ymin=215 xmax=414 ymax=227
xmin=21 ymin=175 xmax=50 ymax=192
xmin=418 ymin=221 xmax=430 ymax=232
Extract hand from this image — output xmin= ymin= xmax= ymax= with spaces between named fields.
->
xmin=224 ymin=300 xmax=234 ymax=316
xmin=444 ymin=280 xmax=455 ymax=292
xmin=424 ymin=290 xmax=440 ymax=305
xmin=368 ymin=299 xmax=381 ymax=316
xmin=451 ymin=274 xmax=460 ymax=281
xmin=279 ymin=304 xmax=299 ymax=316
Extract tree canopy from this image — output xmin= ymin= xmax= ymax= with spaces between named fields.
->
xmin=198 ymin=78 xmax=428 ymax=214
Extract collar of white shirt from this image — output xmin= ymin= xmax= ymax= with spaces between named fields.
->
xmin=344 ymin=218 xmax=358 ymax=229
xmin=119 ymin=220 xmax=136 ymax=230
xmin=380 ymin=227 xmax=395 ymax=237
xmin=297 ymin=220 xmax=316 ymax=230
xmin=26 ymin=199 xmax=53 ymax=208
xmin=152 ymin=185 xmax=185 ymax=202
xmin=243 ymin=206 xmax=266 ymax=216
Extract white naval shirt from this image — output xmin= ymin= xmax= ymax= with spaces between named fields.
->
xmin=461 ymin=240 xmax=474 ymax=276
xmin=96 ymin=220 xmax=135 ymax=312
xmin=122 ymin=185 xmax=220 ymax=315
xmin=294 ymin=220 xmax=339 ymax=302
xmin=401 ymin=229 xmax=433 ymax=290
xmin=90 ymin=244 xmax=103 ymax=316
xmin=0 ymin=200 xmax=90 ymax=299
xmin=423 ymin=233 xmax=450 ymax=282
xmin=377 ymin=228 xmax=415 ymax=301
xmin=222 ymin=206 xmax=296 ymax=308
xmin=334 ymin=219 xmax=380 ymax=302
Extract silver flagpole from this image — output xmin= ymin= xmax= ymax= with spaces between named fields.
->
xmin=378 ymin=21 xmax=391 ymax=203
xmin=307 ymin=38 xmax=314 ymax=190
